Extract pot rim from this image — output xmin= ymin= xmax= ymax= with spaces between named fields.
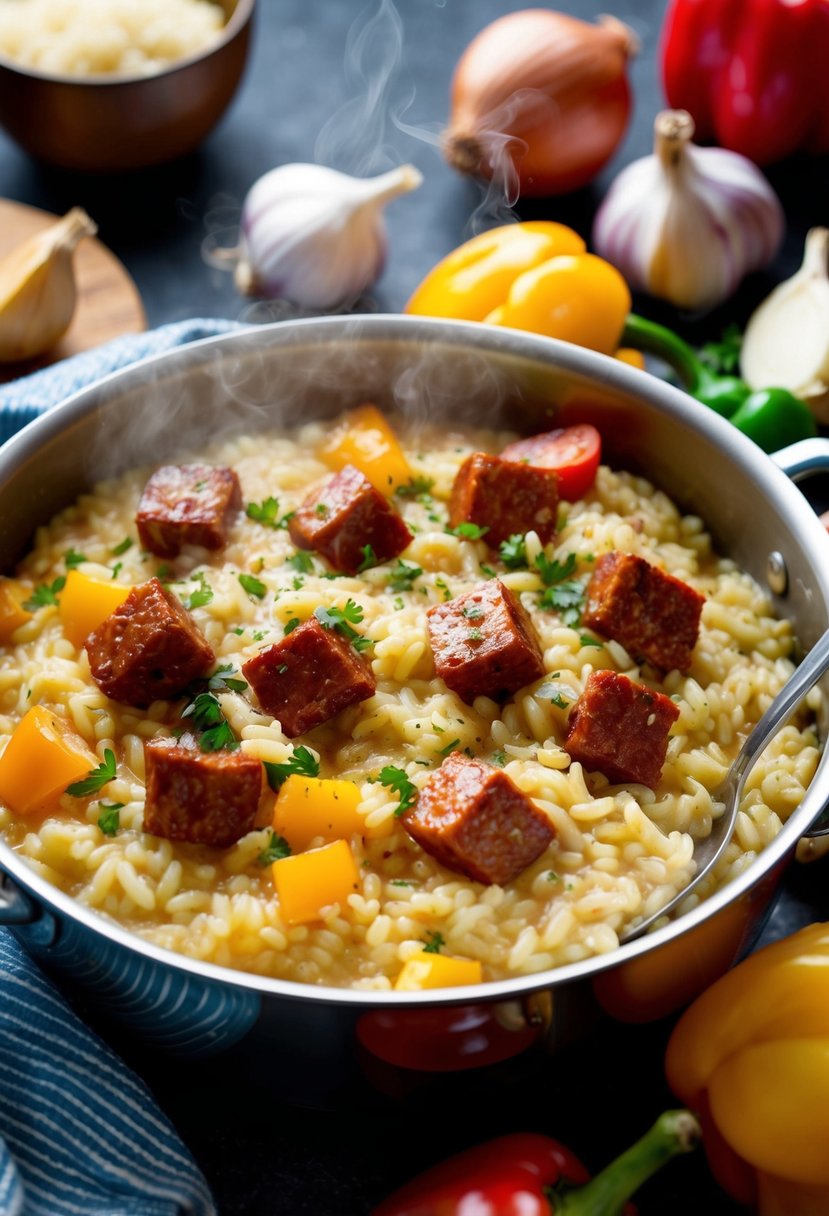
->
xmin=1 ymin=313 xmax=828 ymax=1007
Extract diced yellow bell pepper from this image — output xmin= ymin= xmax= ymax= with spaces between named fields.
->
xmin=273 ymin=838 xmax=361 ymax=925
xmin=0 ymin=580 xmax=32 ymax=642
xmin=0 ymin=704 xmax=97 ymax=817
xmin=394 ymin=949 xmax=483 ymax=991
xmin=273 ymin=775 xmax=363 ymax=851
xmin=320 ymin=404 xmax=412 ymax=495
xmin=58 ymin=569 xmax=133 ymax=648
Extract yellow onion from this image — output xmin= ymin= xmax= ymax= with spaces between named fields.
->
xmin=443 ymin=8 xmax=638 ymax=198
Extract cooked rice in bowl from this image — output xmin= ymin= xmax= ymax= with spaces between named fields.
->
xmin=0 ymin=415 xmax=820 ymax=990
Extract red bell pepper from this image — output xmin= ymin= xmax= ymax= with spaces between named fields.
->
xmin=373 ymin=1110 xmax=700 ymax=1216
xmin=660 ymin=0 xmax=829 ymax=165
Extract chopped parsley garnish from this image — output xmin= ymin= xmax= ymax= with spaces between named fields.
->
xmin=390 ymin=879 xmax=414 ymax=887
xmin=357 ymin=544 xmax=378 ymax=573
xmin=284 ymin=617 xmax=301 ymax=635
xmin=535 ymin=551 xmax=585 ymax=626
xmin=490 ymin=750 xmax=507 ymax=767
xmin=549 ymin=692 xmax=569 ymax=709
xmin=437 ymin=737 xmax=461 ymax=756
xmin=23 ymin=576 xmax=66 ymax=611
xmin=64 ymin=549 xmax=87 ymax=569
xmin=263 ymin=744 xmax=320 ymax=792
xmin=480 ymin=563 xmax=496 ymax=577
xmin=422 ymin=931 xmax=445 ymax=954
xmin=111 ymin=537 xmax=134 ymax=557
xmin=395 ymin=475 xmax=435 ymax=498
xmin=393 ymin=596 xmax=404 ymax=611
xmin=181 ymin=692 xmax=239 ymax=752
xmin=155 ymin=564 xmax=172 ymax=581
xmin=245 ymin=497 xmax=279 ymax=527
xmin=499 ymin=533 xmax=529 ymax=569
xmin=286 ymin=551 xmax=314 ymax=574
xmin=111 ymin=563 xmax=123 ymax=580
xmin=579 ymin=634 xmax=603 ymax=649
xmin=182 ymin=572 xmax=213 ymax=611
xmin=239 ymin=573 xmax=267 ymax=599
xmin=314 ymin=600 xmax=372 ymax=653
xmin=535 ymin=551 xmax=577 ymax=584
xmin=462 ymin=604 xmax=484 ymax=620
xmin=448 ymin=521 xmax=489 ymax=540
xmin=468 ymin=628 xmax=483 ymax=642
xmin=434 ymin=578 xmax=452 ymax=602
xmin=388 ymin=559 xmax=423 ymax=592
xmin=258 ymin=831 xmax=292 ymax=864
xmin=97 ymin=802 xmax=124 ymax=836
xmin=315 ymin=503 xmax=329 ymax=518
xmin=207 ymin=664 xmax=248 ymax=694
xmin=67 ymin=749 xmax=117 ymax=797
xmin=377 ymin=765 xmax=418 ymax=817
xmin=545 ymin=870 xmax=560 ymax=883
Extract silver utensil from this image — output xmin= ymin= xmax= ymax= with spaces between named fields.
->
xmin=621 ymin=625 xmax=829 ymax=943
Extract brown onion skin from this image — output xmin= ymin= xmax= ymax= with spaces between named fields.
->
xmin=444 ymin=9 xmax=636 ymax=197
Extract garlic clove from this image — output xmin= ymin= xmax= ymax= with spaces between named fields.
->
xmin=233 ymin=163 xmax=423 ymax=310
xmin=0 ymin=207 xmax=97 ymax=363
xmin=741 ymin=227 xmax=829 ymax=422
xmin=593 ymin=110 xmax=783 ymax=312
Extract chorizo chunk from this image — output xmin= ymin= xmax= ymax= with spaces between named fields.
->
xmin=449 ymin=453 xmax=559 ymax=546
xmin=85 ymin=578 xmax=214 ymax=707
xmin=242 ymin=617 xmax=375 ymax=737
xmin=144 ymin=736 xmax=263 ymax=847
xmin=564 ymin=669 xmax=680 ymax=789
xmin=288 ymin=464 xmax=412 ymax=574
xmin=136 ymin=464 xmax=241 ymax=558
xmin=582 ymin=551 xmax=705 ymax=672
xmin=428 ymin=579 xmax=544 ymax=704
xmin=402 ymin=752 xmax=555 ymax=886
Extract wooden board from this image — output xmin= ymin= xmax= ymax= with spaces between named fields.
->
xmin=0 ymin=198 xmax=146 ymax=384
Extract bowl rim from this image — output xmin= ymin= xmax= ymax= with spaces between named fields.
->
xmin=1 ymin=312 xmax=828 ymax=1008
xmin=0 ymin=0 xmax=255 ymax=87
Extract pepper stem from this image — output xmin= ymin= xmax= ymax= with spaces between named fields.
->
xmin=622 ymin=313 xmax=707 ymax=391
xmin=553 ymin=1110 xmax=701 ymax=1216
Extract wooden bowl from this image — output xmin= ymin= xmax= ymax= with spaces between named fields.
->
xmin=0 ymin=0 xmax=255 ymax=172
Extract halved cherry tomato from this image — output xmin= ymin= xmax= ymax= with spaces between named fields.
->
xmin=501 ymin=423 xmax=601 ymax=501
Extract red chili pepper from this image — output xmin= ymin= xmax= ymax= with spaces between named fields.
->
xmin=660 ymin=0 xmax=829 ymax=165
xmin=372 ymin=1110 xmax=700 ymax=1216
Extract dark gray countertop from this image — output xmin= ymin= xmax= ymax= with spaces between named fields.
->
xmin=1 ymin=2 xmax=827 ymax=1213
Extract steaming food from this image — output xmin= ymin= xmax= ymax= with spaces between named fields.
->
xmin=0 ymin=412 xmax=820 ymax=990
xmin=0 ymin=0 xmax=225 ymax=77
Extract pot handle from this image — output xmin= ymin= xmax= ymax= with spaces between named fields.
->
xmin=772 ymin=436 xmax=829 ymax=483
xmin=0 ymin=870 xmax=41 ymax=925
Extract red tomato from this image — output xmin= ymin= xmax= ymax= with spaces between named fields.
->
xmin=501 ymin=423 xmax=601 ymax=501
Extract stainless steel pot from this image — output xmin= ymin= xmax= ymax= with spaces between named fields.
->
xmin=1 ymin=316 xmax=828 ymax=1079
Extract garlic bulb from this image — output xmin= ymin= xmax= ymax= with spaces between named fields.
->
xmin=0 ymin=207 xmax=96 ymax=363
xmin=233 ymin=163 xmax=423 ymax=309
xmin=592 ymin=110 xmax=784 ymax=311
xmin=741 ymin=228 xmax=829 ymax=423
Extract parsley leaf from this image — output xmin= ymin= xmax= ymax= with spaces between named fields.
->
xmin=182 ymin=572 xmax=213 ymax=611
xmin=97 ymin=802 xmax=124 ymax=836
xmin=67 ymin=749 xmax=117 ymax=797
xmin=263 ymin=744 xmax=320 ymax=792
xmin=437 ymin=737 xmax=461 ymax=756
xmin=387 ymin=559 xmax=423 ymax=593
xmin=462 ymin=604 xmax=484 ymax=620
xmin=258 ymin=831 xmax=292 ymax=864
xmin=207 ymin=664 xmax=248 ymax=694
xmin=246 ymin=497 xmax=280 ymax=527
xmin=180 ymin=692 xmax=239 ymax=752
xmin=395 ymin=476 xmax=435 ymax=498
xmin=579 ymin=633 xmax=603 ymax=649
xmin=239 ymin=573 xmax=267 ymax=599
xmin=23 ymin=576 xmax=66 ymax=611
xmin=499 ymin=533 xmax=529 ymax=569
xmin=535 ymin=551 xmax=577 ymax=585
xmin=422 ymin=931 xmax=445 ymax=955
xmin=64 ymin=549 xmax=88 ymax=569
xmin=287 ymin=551 xmax=314 ymax=574
xmin=448 ymin=521 xmax=489 ymax=540
xmin=540 ymin=580 xmax=585 ymax=626
xmin=314 ymin=601 xmax=372 ymax=653
xmin=111 ymin=537 xmax=134 ymax=557
xmin=357 ymin=544 xmax=378 ymax=573
xmin=284 ymin=617 xmax=301 ymax=635
xmin=490 ymin=750 xmax=507 ymax=767
xmin=377 ymin=765 xmax=418 ymax=817
xmin=549 ymin=692 xmax=569 ymax=709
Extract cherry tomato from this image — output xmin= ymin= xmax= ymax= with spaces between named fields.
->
xmin=501 ymin=423 xmax=601 ymax=501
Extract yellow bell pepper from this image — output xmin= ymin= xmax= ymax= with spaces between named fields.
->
xmin=406 ymin=221 xmax=631 ymax=357
xmin=394 ymin=949 xmax=483 ymax=991
xmin=58 ymin=570 xmax=133 ymax=648
xmin=319 ymin=404 xmax=412 ymax=495
xmin=0 ymin=704 xmax=96 ymax=817
xmin=665 ymin=922 xmax=829 ymax=1214
xmin=272 ymin=838 xmax=361 ymax=925
xmin=0 ymin=579 xmax=32 ymax=642
xmin=273 ymin=774 xmax=363 ymax=851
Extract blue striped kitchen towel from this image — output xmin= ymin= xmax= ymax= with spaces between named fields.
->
xmin=0 ymin=320 xmax=242 ymax=1215
xmin=0 ymin=318 xmax=242 ymax=445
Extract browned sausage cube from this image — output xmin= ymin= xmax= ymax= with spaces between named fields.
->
xmin=564 ymin=669 xmax=680 ymax=789
xmin=85 ymin=578 xmax=214 ymax=707
xmin=143 ymin=736 xmax=263 ymax=847
xmin=242 ymin=616 xmax=375 ymax=737
xmin=448 ymin=453 xmax=559 ymax=546
xmin=402 ymin=752 xmax=555 ymax=886
xmin=428 ymin=579 xmax=544 ymax=704
xmin=582 ymin=552 xmax=705 ymax=672
xmin=136 ymin=464 xmax=241 ymax=558
xmin=288 ymin=464 xmax=412 ymax=574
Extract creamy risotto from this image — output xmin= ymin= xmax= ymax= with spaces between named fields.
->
xmin=0 ymin=417 xmax=820 ymax=990
xmin=0 ymin=0 xmax=225 ymax=77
